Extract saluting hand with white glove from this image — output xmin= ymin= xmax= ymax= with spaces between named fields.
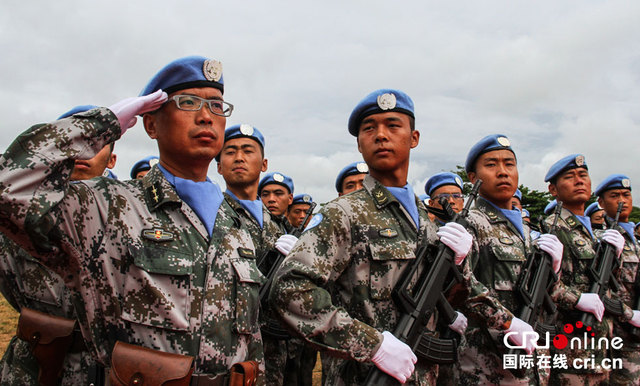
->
xmin=109 ymin=89 xmax=168 ymax=133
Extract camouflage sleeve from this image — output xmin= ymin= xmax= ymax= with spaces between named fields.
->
xmin=462 ymin=219 xmax=514 ymax=330
xmin=549 ymin=227 xmax=583 ymax=311
xmin=0 ymin=108 xmax=120 ymax=258
xmin=0 ymin=237 xmax=24 ymax=311
xmin=270 ymin=202 xmax=382 ymax=362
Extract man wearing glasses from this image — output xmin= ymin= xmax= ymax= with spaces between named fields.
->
xmin=424 ymin=172 xmax=465 ymax=224
xmin=0 ymin=56 xmax=264 ymax=384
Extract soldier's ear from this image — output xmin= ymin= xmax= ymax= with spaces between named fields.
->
xmin=356 ymin=137 xmax=363 ymax=154
xmin=468 ymin=172 xmax=476 ymax=183
xmin=261 ymin=158 xmax=268 ymax=173
xmin=143 ymin=113 xmax=158 ymax=139
xmin=107 ymin=153 xmax=117 ymax=169
xmin=410 ymin=129 xmax=420 ymax=149
xmin=216 ymin=160 xmax=222 ymax=175
xmin=548 ymin=184 xmax=558 ymax=197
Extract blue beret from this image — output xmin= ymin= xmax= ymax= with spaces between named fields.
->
xmin=259 ymin=172 xmax=294 ymax=194
xmin=465 ymin=134 xmax=515 ymax=173
xmin=224 ymin=124 xmax=265 ymax=149
xmin=291 ymin=194 xmax=313 ymax=206
xmin=544 ymin=200 xmax=557 ymax=215
xmin=335 ymin=162 xmax=369 ymax=192
xmin=347 ymin=89 xmax=415 ymax=136
xmin=58 ymin=105 xmax=98 ymax=119
xmin=544 ymin=154 xmax=587 ymax=183
xmin=140 ymin=56 xmax=224 ymax=96
xmin=103 ymin=169 xmax=118 ymax=180
xmin=513 ymin=188 xmax=522 ymax=201
xmin=585 ymin=202 xmax=603 ymax=217
xmin=130 ymin=156 xmax=159 ymax=179
xmin=521 ymin=208 xmax=530 ymax=218
xmin=424 ymin=172 xmax=464 ymax=196
xmin=594 ymin=174 xmax=632 ymax=197
xmin=418 ymin=194 xmax=429 ymax=206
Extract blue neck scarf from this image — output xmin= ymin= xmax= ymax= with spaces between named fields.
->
xmin=574 ymin=214 xmax=594 ymax=240
xmin=498 ymin=207 xmax=526 ymax=241
xmin=226 ymin=190 xmax=264 ymax=228
xmin=387 ymin=183 xmax=419 ymax=229
xmin=158 ymin=165 xmax=223 ymax=236
xmin=619 ymin=221 xmax=636 ymax=244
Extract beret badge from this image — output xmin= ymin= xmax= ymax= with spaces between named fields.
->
xmin=240 ymin=124 xmax=254 ymax=136
xmin=575 ymin=155 xmax=585 ymax=167
xmin=376 ymin=93 xmax=397 ymax=110
xmin=497 ymin=136 xmax=510 ymax=147
xmin=273 ymin=173 xmax=284 ymax=182
xmin=203 ymin=59 xmax=223 ymax=82
xmin=356 ymin=162 xmax=369 ymax=173
xmin=622 ymin=178 xmax=631 ymax=188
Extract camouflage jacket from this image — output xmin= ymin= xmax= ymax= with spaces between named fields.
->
xmin=270 ymin=175 xmax=442 ymax=385
xmin=0 ymin=108 xmax=265 ymax=379
xmin=0 ymin=235 xmax=95 ymax=385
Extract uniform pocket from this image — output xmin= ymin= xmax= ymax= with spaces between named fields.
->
xmin=21 ymin=255 xmax=65 ymax=307
xmin=490 ymin=242 xmax=525 ymax=292
xmin=620 ymin=253 xmax=639 ymax=284
xmin=121 ymin=245 xmax=193 ymax=331
xmin=368 ymin=236 xmax=414 ymax=300
xmin=231 ymin=249 xmax=265 ymax=334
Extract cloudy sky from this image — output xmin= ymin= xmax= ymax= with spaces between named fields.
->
xmin=1 ymin=1 xmax=639 ymax=205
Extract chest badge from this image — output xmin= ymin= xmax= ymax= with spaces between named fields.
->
xmin=575 ymin=239 xmax=587 ymax=247
xmin=379 ymin=228 xmax=398 ymax=238
xmin=142 ymin=228 xmax=175 ymax=242
xmin=499 ymin=237 xmax=514 ymax=245
xmin=373 ymin=189 xmax=388 ymax=204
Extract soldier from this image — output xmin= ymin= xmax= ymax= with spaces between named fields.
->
xmin=544 ymin=200 xmax=557 ymax=216
xmin=271 ymin=89 xmax=473 ymax=385
xmin=512 ymin=188 xmax=523 ymax=211
xmin=585 ymin=201 xmax=606 ymax=230
xmin=130 ymin=155 xmax=159 ymax=180
xmin=287 ymin=194 xmax=314 ymax=229
xmin=544 ymin=155 xmax=634 ymax=384
xmin=335 ymin=161 xmax=369 ymax=196
xmin=456 ymin=134 xmax=563 ymax=385
xmin=425 ymin=172 xmax=465 ymax=224
xmin=259 ymin=172 xmax=295 ymax=232
xmin=0 ymin=105 xmax=116 ymax=385
xmin=0 ymin=56 xmax=264 ymax=384
xmin=594 ymin=174 xmax=640 ymax=385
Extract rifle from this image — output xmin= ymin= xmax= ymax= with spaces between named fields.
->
xmin=258 ymin=202 xmax=317 ymax=339
xmin=363 ymin=180 xmax=482 ymax=386
xmin=505 ymin=202 xmax=562 ymax=375
xmin=629 ymin=260 xmax=640 ymax=342
xmin=581 ymin=202 xmax=624 ymax=327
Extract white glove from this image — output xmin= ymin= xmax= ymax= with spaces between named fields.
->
xmin=602 ymin=229 xmax=625 ymax=258
xmin=371 ymin=331 xmax=417 ymax=384
xmin=505 ymin=317 xmax=536 ymax=355
xmin=448 ymin=311 xmax=468 ymax=335
xmin=576 ymin=293 xmax=605 ymax=322
xmin=275 ymin=234 xmax=298 ymax=256
xmin=629 ymin=310 xmax=640 ymax=328
xmin=437 ymin=222 xmax=473 ymax=265
xmin=537 ymin=234 xmax=563 ymax=274
xmin=108 ymin=89 xmax=168 ymax=133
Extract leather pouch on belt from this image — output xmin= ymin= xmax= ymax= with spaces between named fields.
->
xmin=229 ymin=361 xmax=259 ymax=386
xmin=16 ymin=307 xmax=76 ymax=386
xmin=109 ymin=341 xmax=194 ymax=386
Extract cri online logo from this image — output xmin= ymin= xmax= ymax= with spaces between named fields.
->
xmin=504 ymin=321 xmax=623 ymax=351
xmin=553 ymin=321 xmax=592 ymax=350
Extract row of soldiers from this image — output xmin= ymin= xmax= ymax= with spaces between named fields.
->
xmin=0 ymin=54 xmax=637 ymax=386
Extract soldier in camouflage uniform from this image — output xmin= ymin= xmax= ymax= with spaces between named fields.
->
xmin=335 ymin=161 xmax=369 ymax=196
xmin=271 ymin=89 xmax=474 ymax=385
xmin=593 ymin=174 xmax=640 ymax=385
xmin=260 ymin=172 xmax=295 ymax=234
xmin=544 ymin=155 xmax=634 ymax=385
xmin=0 ymin=105 xmax=117 ymax=385
xmin=456 ymin=134 xmax=562 ymax=385
xmin=0 ymin=56 xmax=265 ymax=383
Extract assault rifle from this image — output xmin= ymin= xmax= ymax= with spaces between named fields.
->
xmin=258 ymin=202 xmax=317 ymax=339
xmin=581 ymin=202 xmax=624 ymax=327
xmin=363 ymin=180 xmax=482 ymax=386
xmin=629 ymin=263 xmax=640 ymax=342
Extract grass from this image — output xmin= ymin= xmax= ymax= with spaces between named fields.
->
xmin=0 ymin=294 xmax=18 ymax=355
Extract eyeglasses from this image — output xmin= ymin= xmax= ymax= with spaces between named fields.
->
xmin=432 ymin=193 xmax=464 ymax=201
xmin=169 ymin=95 xmax=234 ymax=117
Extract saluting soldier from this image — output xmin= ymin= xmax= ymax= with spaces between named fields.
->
xmin=270 ymin=89 xmax=473 ymax=385
xmin=544 ymin=155 xmax=632 ymax=385
xmin=0 ymin=56 xmax=265 ymax=384
xmin=335 ymin=161 xmax=369 ymax=196
xmin=457 ymin=134 xmax=563 ymax=385
xmin=0 ymin=105 xmax=116 ymax=385
xmin=593 ymin=174 xmax=640 ymax=385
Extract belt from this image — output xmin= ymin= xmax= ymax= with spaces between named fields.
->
xmin=190 ymin=373 xmax=228 ymax=386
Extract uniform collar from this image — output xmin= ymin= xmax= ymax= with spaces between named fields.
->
xmin=363 ymin=174 xmax=400 ymax=209
xmin=475 ymin=196 xmax=528 ymax=240
xmin=141 ymin=165 xmax=182 ymax=210
xmin=559 ymin=206 xmax=593 ymax=239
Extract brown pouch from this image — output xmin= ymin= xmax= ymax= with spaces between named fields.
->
xmin=16 ymin=307 xmax=76 ymax=386
xmin=228 ymin=361 xmax=259 ymax=386
xmin=109 ymin=341 xmax=194 ymax=386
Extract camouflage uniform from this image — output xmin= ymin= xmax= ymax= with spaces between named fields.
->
xmin=595 ymin=218 xmax=640 ymax=385
xmin=0 ymin=108 xmax=265 ymax=381
xmin=547 ymin=207 xmax=633 ymax=385
xmin=457 ymin=197 xmax=549 ymax=385
xmin=0 ymin=236 xmax=95 ymax=385
xmin=271 ymin=175 xmax=442 ymax=385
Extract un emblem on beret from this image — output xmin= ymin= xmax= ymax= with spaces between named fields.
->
xmin=203 ymin=60 xmax=223 ymax=82
xmin=303 ymin=195 xmax=311 ymax=203
xmin=356 ymin=162 xmax=369 ymax=173
xmin=149 ymin=158 xmax=159 ymax=167
xmin=622 ymin=178 xmax=631 ymax=188
xmin=240 ymin=124 xmax=254 ymax=136
xmin=455 ymin=176 xmax=463 ymax=187
xmin=575 ymin=155 xmax=585 ymax=167
xmin=497 ymin=136 xmax=510 ymax=147
xmin=273 ymin=173 xmax=284 ymax=182
xmin=377 ymin=93 xmax=397 ymax=110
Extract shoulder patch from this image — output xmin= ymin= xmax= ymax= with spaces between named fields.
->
xmin=566 ymin=217 xmax=577 ymax=227
xmin=304 ymin=213 xmax=323 ymax=231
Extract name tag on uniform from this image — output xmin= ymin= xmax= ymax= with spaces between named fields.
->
xmin=499 ymin=237 xmax=514 ymax=245
xmin=379 ymin=228 xmax=398 ymax=238
xmin=142 ymin=228 xmax=175 ymax=242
